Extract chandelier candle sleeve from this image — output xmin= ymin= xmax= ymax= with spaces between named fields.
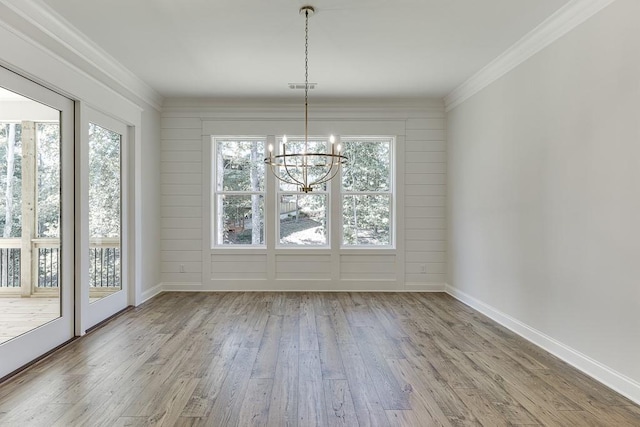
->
xmin=264 ymin=5 xmax=347 ymax=193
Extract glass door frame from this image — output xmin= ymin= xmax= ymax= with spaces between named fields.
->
xmin=0 ymin=66 xmax=75 ymax=379
xmin=76 ymin=106 xmax=130 ymax=332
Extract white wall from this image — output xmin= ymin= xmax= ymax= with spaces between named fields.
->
xmin=447 ymin=0 xmax=640 ymax=401
xmin=160 ymin=99 xmax=446 ymax=291
xmin=139 ymin=106 xmax=161 ymax=298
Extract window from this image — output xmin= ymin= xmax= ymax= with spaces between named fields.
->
xmin=341 ymin=137 xmax=393 ymax=246
xmin=36 ymin=123 xmax=61 ymax=238
xmin=213 ymin=138 xmax=265 ymax=246
xmin=88 ymin=122 xmax=122 ymax=295
xmin=277 ymin=136 xmax=328 ymax=247
xmin=211 ymin=135 xmax=394 ymax=248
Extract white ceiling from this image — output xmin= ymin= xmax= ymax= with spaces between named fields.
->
xmin=40 ymin=0 xmax=570 ymax=100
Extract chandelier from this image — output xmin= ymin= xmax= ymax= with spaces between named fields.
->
xmin=264 ymin=5 xmax=347 ymax=193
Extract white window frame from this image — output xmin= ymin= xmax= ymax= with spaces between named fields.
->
xmin=0 ymin=69 xmax=75 ymax=378
xmin=80 ymin=109 xmax=130 ymax=330
xmin=211 ymin=136 xmax=266 ymax=248
xmin=209 ymin=134 xmax=395 ymax=250
xmin=340 ymin=136 xmax=395 ymax=249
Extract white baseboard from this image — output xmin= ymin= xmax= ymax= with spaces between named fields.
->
xmin=446 ymin=284 xmax=640 ymax=406
xmin=159 ymin=281 xmax=445 ymax=292
xmin=404 ymin=282 xmax=446 ymax=292
xmin=161 ymin=282 xmax=203 ymax=292
xmin=138 ymin=283 xmax=164 ymax=304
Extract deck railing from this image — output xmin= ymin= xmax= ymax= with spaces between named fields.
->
xmin=0 ymin=238 xmax=120 ymax=292
xmin=37 ymin=245 xmax=59 ymax=288
xmin=0 ymin=247 xmax=21 ymax=288
xmin=89 ymin=239 xmax=121 ymax=288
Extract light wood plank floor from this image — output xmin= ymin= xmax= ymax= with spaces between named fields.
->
xmin=0 ymin=292 xmax=638 ymax=426
xmin=0 ymin=296 xmax=105 ymax=345
xmin=0 ymin=297 xmax=60 ymax=344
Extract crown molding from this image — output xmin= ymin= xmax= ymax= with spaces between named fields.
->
xmin=0 ymin=0 xmax=163 ymax=110
xmin=162 ymin=97 xmax=444 ymax=115
xmin=444 ymin=0 xmax=616 ymax=112
xmin=163 ymin=96 xmax=444 ymax=108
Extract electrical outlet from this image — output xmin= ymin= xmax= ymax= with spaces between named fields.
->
xmin=420 ymin=264 xmax=427 ymax=273
xmin=179 ymin=264 xmax=185 ymax=273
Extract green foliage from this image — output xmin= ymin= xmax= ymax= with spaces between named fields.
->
xmin=218 ymin=139 xmax=264 ymax=192
xmin=37 ymin=123 xmax=60 ymax=238
xmin=278 ymin=194 xmax=327 ymax=245
xmin=215 ymin=137 xmax=393 ymax=246
xmin=216 ymin=139 xmax=264 ymax=244
xmin=0 ymin=122 xmax=62 ymax=239
xmin=342 ymin=194 xmax=391 ymax=245
xmin=278 ymin=138 xmax=328 ymax=192
xmin=342 ymin=138 xmax=390 ymax=192
xmin=0 ymin=122 xmax=120 ymax=240
xmin=0 ymin=123 xmax=23 ymax=237
xmin=341 ymin=139 xmax=392 ymax=245
xmin=89 ymin=123 xmax=121 ymax=238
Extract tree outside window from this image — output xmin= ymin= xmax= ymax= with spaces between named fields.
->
xmin=213 ymin=138 xmax=265 ymax=245
xmin=341 ymin=137 xmax=393 ymax=246
xmin=277 ymin=137 xmax=328 ymax=247
xmin=211 ymin=135 xmax=394 ymax=248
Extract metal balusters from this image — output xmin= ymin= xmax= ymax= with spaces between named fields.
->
xmin=88 ymin=246 xmax=120 ymax=288
xmin=37 ymin=247 xmax=60 ymax=288
xmin=0 ymin=248 xmax=21 ymax=288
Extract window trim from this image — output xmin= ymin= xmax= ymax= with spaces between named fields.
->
xmin=210 ymin=134 xmax=396 ymax=250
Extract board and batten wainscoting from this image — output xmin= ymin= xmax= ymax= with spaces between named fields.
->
xmin=160 ymin=99 xmax=446 ymax=291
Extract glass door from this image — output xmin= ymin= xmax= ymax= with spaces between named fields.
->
xmin=79 ymin=109 xmax=128 ymax=329
xmin=0 ymin=67 xmax=74 ymax=379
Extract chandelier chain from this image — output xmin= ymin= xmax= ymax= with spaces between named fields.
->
xmin=263 ymin=5 xmax=348 ymax=193
xmin=304 ymin=9 xmax=309 ymax=142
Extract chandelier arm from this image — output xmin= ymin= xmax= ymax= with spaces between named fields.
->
xmin=267 ymin=154 xmax=307 ymax=187
xmin=309 ymin=157 xmax=338 ymax=186
xmin=271 ymin=167 xmax=312 ymax=191
xmin=281 ymin=169 xmax=306 ymax=188
xmin=281 ymin=142 xmax=306 ymax=188
xmin=273 ymin=172 xmax=305 ymax=188
xmin=269 ymin=163 xmax=300 ymax=187
xmin=313 ymin=162 xmax=343 ymax=186
xmin=313 ymin=154 xmax=347 ymax=185
xmin=282 ymin=157 xmax=306 ymax=188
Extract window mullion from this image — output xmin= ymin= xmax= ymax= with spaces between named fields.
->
xmin=330 ymin=136 xmax=341 ymax=279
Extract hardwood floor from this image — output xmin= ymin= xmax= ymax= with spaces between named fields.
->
xmin=0 ymin=295 xmax=112 ymax=344
xmin=0 ymin=297 xmax=60 ymax=344
xmin=0 ymin=292 xmax=638 ymax=426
